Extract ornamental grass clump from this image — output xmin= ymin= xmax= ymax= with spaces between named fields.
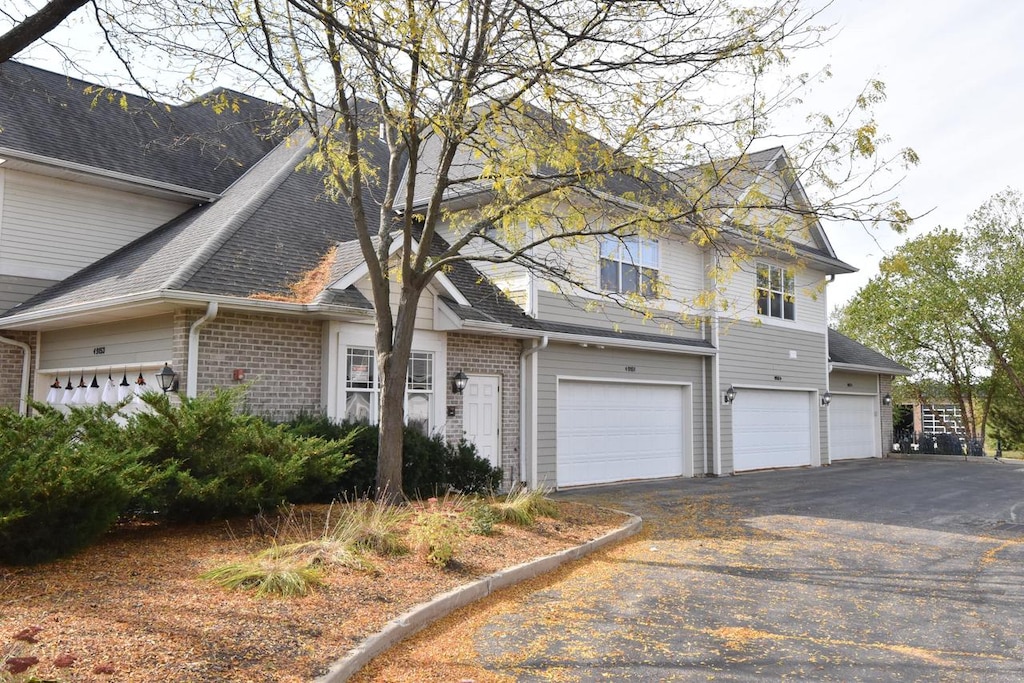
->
xmin=200 ymin=554 xmax=323 ymax=598
xmin=489 ymin=485 xmax=558 ymax=526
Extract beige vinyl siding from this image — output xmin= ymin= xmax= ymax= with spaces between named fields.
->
xmin=718 ymin=320 xmax=828 ymax=472
xmin=722 ymin=257 xmax=828 ymax=332
xmin=0 ymin=274 xmax=57 ymax=314
xmin=535 ymin=343 xmax=708 ymax=486
xmin=536 ymin=291 xmax=705 ymax=340
xmin=830 ymin=370 xmax=878 ymax=394
xmin=0 ymin=169 xmax=190 ymax=281
xmin=354 ymin=280 xmax=435 ymax=329
xmin=39 ymin=315 xmax=174 ymax=371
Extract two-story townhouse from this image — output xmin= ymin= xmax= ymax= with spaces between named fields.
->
xmin=0 ymin=61 xmax=282 ymax=411
xmin=0 ymin=62 xmax=907 ymax=489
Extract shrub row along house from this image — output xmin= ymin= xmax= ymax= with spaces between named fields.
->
xmin=0 ymin=61 xmax=908 ymax=489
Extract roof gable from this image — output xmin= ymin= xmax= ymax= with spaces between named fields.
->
xmin=0 ymin=61 xmax=284 ymax=195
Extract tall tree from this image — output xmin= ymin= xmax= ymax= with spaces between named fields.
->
xmin=95 ymin=0 xmax=915 ymax=496
xmin=0 ymin=0 xmax=92 ymax=63
xmin=836 ymin=230 xmax=987 ymax=439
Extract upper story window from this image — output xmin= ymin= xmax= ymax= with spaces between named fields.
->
xmin=756 ymin=263 xmax=795 ymax=320
xmin=345 ymin=348 xmax=435 ymax=434
xmin=600 ymin=236 xmax=659 ymax=296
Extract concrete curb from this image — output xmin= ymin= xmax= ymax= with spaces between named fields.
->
xmin=314 ymin=511 xmax=643 ymax=682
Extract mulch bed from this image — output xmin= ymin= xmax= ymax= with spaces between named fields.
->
xmin=0 ymin=501 xmax=626 ymax=682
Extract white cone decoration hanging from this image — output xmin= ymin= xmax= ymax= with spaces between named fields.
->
xmin=133 ymin=371 xmax=149 ymax=404
xmin=60 ymin=377 xmax=75 ymax=406
xmin=70 ymin=375 xmax=88 ymax=405
xmin=101 ymin=374 xmax=118 ymax=405
xmin=85 ymin=375 xmax=102 ymax=405
xmin=117 ymin=372 xmax=132 ymax=402
xmin=45 ymin=378 xmax=62 ymax=405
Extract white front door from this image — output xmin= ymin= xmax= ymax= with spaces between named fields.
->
xmin=463 ymin=374 xmax=501 ymax=468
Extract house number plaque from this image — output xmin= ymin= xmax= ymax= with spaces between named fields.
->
xmin=93 ymin=346 xmax=106 ymax=355
xmin=624 ymin=365 xmax=636 ymax=372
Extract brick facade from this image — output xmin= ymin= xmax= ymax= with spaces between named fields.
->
xmin=0 ymin=331 xmax=37 ymax=413
xmin=445 ymin=333 xmax=522 ymax=487
xmin=175 ymin=309 xmax=324 ymax=420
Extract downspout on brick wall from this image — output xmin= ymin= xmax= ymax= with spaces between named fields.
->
xmin=519 ymin=335 xmax=548 ymax=489
xmin=187 ymin=302 xmax=219 ymax=398
xmin=0 ymin=335 xmax=31 ymax=415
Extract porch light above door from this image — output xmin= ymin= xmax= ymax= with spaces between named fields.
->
xmin=451 ymin=370 xmax=469 ymax=395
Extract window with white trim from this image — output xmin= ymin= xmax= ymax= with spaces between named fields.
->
xmin=600 ymin=236 xmax=659 ymax=296
xmin=344 ymin=348 xmax=435 ymax=434
xmin=756 ymin=263 xmax=795 ymax=320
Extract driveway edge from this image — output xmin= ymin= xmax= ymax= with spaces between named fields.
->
xmin=314 ymin=511 xmax=643 ymax=682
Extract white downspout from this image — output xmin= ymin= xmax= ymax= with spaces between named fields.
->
xmin=519 ymin=335 xmax=548 ymax=489
xmin=187 ymin=302 xmax=219 ymax=398
xmin=0 ymin=335 xmax=31 ymax=415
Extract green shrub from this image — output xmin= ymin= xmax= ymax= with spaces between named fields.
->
xmin=408 ymin=504 xmax=466 ymax=568
xmin=126 ymin=389 xmax=356 ymax=520
xmin=0 ymin=404 xmax=152 ymax=565
xmin=283 ymin=415 xmax=502 ymax=498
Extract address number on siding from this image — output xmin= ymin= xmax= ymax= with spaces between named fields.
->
xmin=624 ymin=365 xmax=636 ymax=372
xmin=93 ymin=346 xmax=106 ymax=355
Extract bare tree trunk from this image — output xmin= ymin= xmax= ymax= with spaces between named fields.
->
xmin=373 ymin=285 xmax=423 ymax=501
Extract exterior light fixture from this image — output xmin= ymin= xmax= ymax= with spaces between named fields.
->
xmin=821 ymin=391 xmax=832 ymax=407
xmin=156 ymin=363 xmax=179 ymax=393
xmin=723 ymin=385 xmax=736 ymax=404
xmin=451 ymin=370 xmax=469 ymax=395
xmin=882 ymin=393 xmax=893 ymax=406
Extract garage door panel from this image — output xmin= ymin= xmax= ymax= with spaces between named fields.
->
xmin=557 ymin=381 xmax=684 ymax=487
xmin=734 ymin=390 xmax=812 ymax=471
xmin=830 ymin=394 xmax=878 ymax=460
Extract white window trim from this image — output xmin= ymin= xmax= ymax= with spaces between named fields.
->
xmin=599 ymin=236 xmax=660 ymax=297
xmin=327 ymin=322 xmax=447 ymax=433
xmin=756 ymin=262 xmax=796 ymax=321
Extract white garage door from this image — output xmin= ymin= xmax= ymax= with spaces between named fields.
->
xmin=829 ymin=394 xmax=879 ymax=460
xmin=733 ymin=389 xmax=812 ymax=471
xmin=557 ymin=381 xmax=685 ymax=487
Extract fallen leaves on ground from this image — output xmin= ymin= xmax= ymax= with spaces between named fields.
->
xmin=0 ymin=501 xmax=626 ymax=682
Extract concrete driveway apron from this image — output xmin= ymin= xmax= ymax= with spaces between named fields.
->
xmin=364 ymin=459 xmax=1024 ymax=681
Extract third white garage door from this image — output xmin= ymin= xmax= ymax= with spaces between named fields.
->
xmin=733 ymin=389 xmax=813 ymax=471
xmin=829 ymin=394 xmax=879 ymax=460
xmin=557 ymin=380 xmax=685 ymax=487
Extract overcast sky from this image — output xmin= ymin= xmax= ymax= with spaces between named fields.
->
xmin=801 ymin=0 xmax=1024 ymax=313
xmin=6 ymin=0 xmax=1023 ymax=315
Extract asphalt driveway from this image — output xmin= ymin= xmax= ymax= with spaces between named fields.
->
xmin=364 ymin=458 xmax=1024 ymax=681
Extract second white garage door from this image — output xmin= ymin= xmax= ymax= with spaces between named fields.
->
xmin=557 ymin=381 xmax=685 ymax=487
xmin=829 ymin=394 xmax=879 ymax=460
xmin=733 ymin=389 xmax=813 ymax=471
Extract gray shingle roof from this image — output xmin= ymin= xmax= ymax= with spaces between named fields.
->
xmin=0 ymin=61 xmax=283 ymax=194
xmin=828 ymin=328 xmax=910 ymax=374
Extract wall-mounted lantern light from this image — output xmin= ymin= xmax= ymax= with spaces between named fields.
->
xmin=723 ymin=385 xmax=736 ymax=404
xmin=156 ymin=363 xmax=179 ymax=393
xmin=821 ymin=391 xmax=832 ymax=407
xmin=882 ymin=393 xmax=893 ymax=406
xmin=451 ymin=370 xmax=469 ymax=395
